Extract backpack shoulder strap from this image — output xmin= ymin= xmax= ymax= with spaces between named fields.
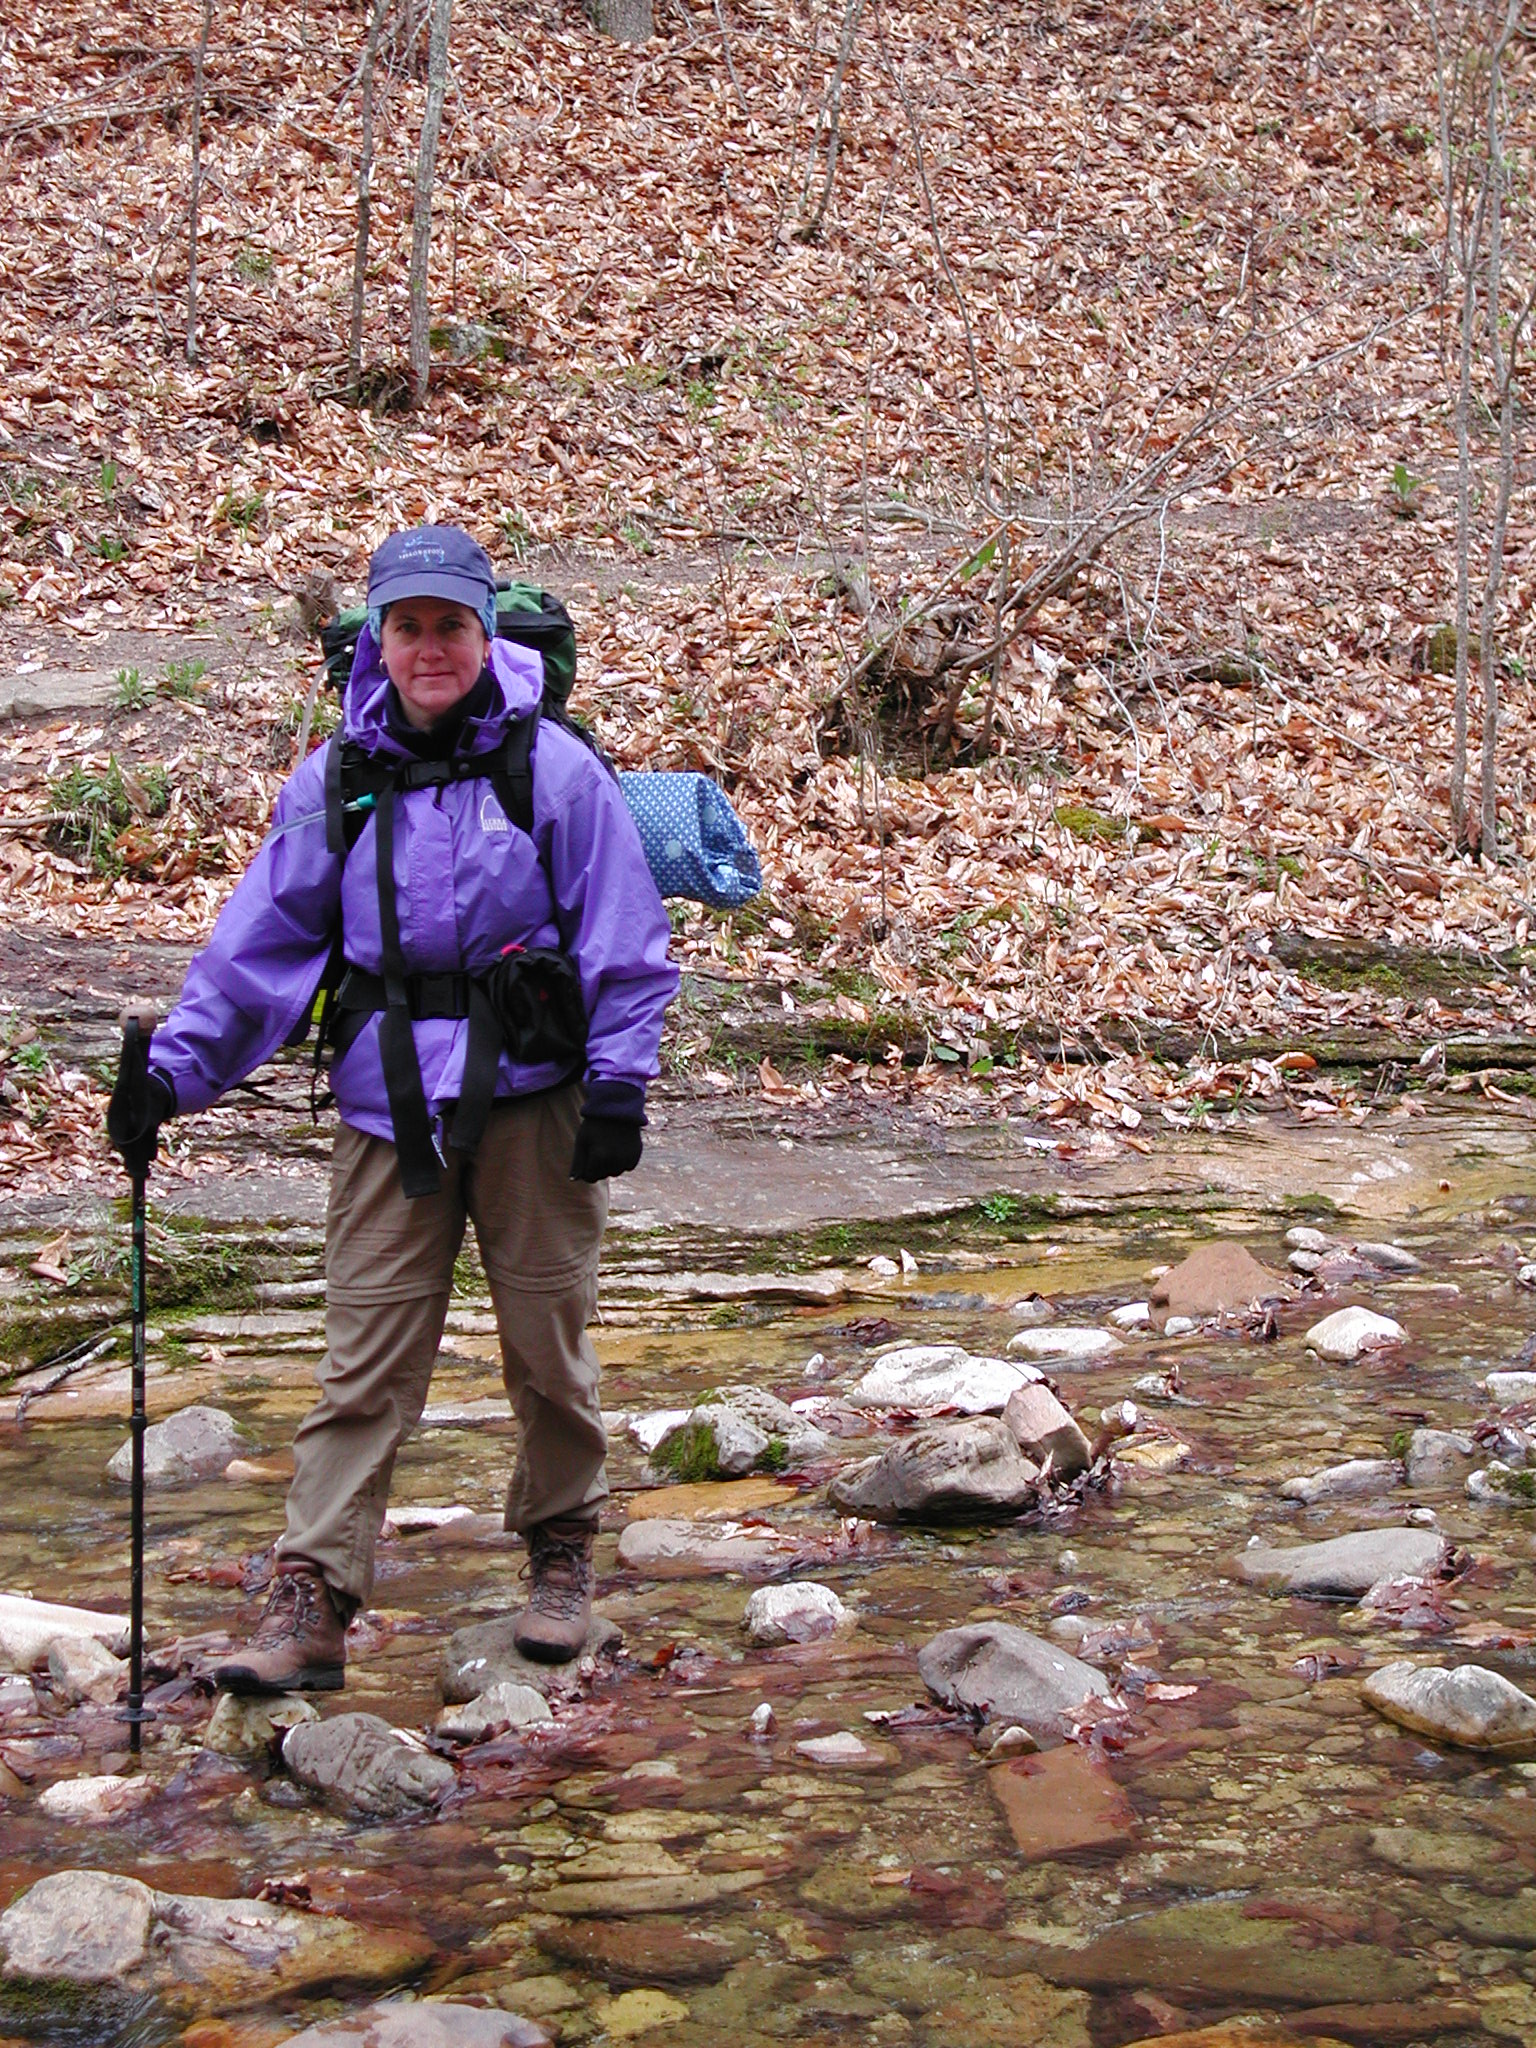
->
xmin=488 ymin=701 xmax=540 ymax=838
xmin=327 ymin=736 xmax=397 ymax=855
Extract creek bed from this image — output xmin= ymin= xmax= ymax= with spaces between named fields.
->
xmin=3 ymin=1157 xmax=1536 ymax=2045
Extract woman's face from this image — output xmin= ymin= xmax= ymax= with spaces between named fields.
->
xmin=379 ymin=597 xmax=488 ymax=730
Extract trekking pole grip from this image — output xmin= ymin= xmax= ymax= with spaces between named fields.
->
xmin=120 ymin=1001 xmax=158 ymax=1040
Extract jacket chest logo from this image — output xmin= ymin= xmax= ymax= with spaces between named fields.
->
xmin=479 ymin=791 xmax=509 ymax=836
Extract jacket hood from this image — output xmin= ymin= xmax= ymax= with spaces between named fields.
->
xmin=343 ymin=627 xmax=545 ymax=760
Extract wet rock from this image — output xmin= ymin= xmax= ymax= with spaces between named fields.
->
xmin=204 ymin=1691 xmax=320 ymax=1759
xmin=1280 ymin=1458 xmax=1400 ymax=1504
xmin=382 ymin=1502 xmax=478 ymax=1534
xmin=828 ymin=1418 xmax=1039 ymax=1523
xmin=0 ymin=1673 xmax=35 ymax=1714
xmin=1367 ymin=1824 xmax=1490 ymax=1876
xmin=1363 ymin=1659 xmax=1536 ymax=1750
xmin=743 ymin=1581 xmax=851 ymax=1646
xmin=1002 ymin=1384 xmax=1093 ymax=1478
xmin=749 ymin=1701 xmax=775 ymax=1735
xmin=0 ymin=1870 xmax=153 ymax=1982
xmin=1238 ymin=1527 xmax=1447 ymax=1596
xmin=1108 ymin=1301 xmax=1151 ymax=1328
xmin=849 ymin=1344 xmax=1039 ymax=1415
xmin=593 ymin=1989 xmax=689 ymax=2038
xmin=795 ymin=1730 xmax=880 ymax=1765
xmin=1486 ymin=1370 xmax=1536 ymax=1402
xmin=624 ymin=1476 xmax=790 ymax=1522
xmin=1150 ymin=1242 xmax=1285 ymax=1327
xmin=1009 ymin=1294 xmax=1054 ymax=1326
xmin=1 ymin=1871 xmax=433 ymax=2012
xmin=106 ymin=1405 xmax=243 ymax=1487
xmin=37 ymin=1773 xmax=155 ymax=1822
xmin=1355 ymin=1240 xmax=1422 ymax=1273
xmin=700 ymin=1385 xmax=829 ymax=1460
xmin=990 ymin=1744 xmax=1136 ymax=1858
xmin=1405 ymin=1428 xmax=1477 ymax=1489
xmin=441 ymin=1614 xmax=622 ymax=1701
xmin=650 ymin=1404 xmax=769 ymax=1480
xmin=273 ymin=2002 xmax=550 ymax=2047
xmin=1015 ymin=1896 xmax=1434 ymax=2003
xmin=629 ymin=1409 xmax=691 ymax=1453
xmin=918 ymin=1621 xmax=1115 ymax=1734
xmin=1007 ymin=1326 xmax=1122 ymax=1365
xmin=1304 ymin=1307 xmax=1406 ymax=1361
xmin=434 ymin=1681 xmax=553 ymax=1741
xmin=1468 ymin=1462 xmax=1536 ymax=1505
xmin=798 ymin=1859 xmax=909 ymax=1922
xmin=1285 ymin=1225 xmax=1333 ymax=1252
xmin=533 ymin=1870 xmax=766 ymax=1916
xmin=1450 ymin=1890 xmax=1536 ymax=1948
xmin=537 ymin=1914 xmax=749 ymax=1985
xmin=282 ymin=1713 xmax=455 ymax=1818
xmin=47 ymin=1633 xmax=125 ymax=1705
xmin=0 ymin=1592 xmax=127 ymax=1668
xmin=616 ymin=1519 xmax=794 ymax=1577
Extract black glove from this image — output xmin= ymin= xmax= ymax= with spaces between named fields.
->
xmin=107 ymin=1046 xmax=174 ymax=1184
xmin=570 ymin=1114 xmax=643 ymax=1183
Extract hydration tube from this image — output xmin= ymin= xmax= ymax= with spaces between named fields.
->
xmin=264 ymin=792 xmax=378 ymax=843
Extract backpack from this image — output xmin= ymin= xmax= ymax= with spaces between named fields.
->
xmin=319 ymin=579 xmax=577 ymax=704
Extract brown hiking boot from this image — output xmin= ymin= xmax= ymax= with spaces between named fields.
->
xmin=512 ymin=1522 xmax=596 ymax=1664
xmin=211 ymin=1565 xmax=347 ymax=1695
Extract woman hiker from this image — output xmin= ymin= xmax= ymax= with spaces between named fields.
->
xmin=108 ymin=526 xmax=677 ymax=1690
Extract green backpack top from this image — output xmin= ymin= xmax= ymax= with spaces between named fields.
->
xmin=318 ymin=579 xmax=578 ymax=705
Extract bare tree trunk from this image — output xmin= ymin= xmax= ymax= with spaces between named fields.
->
xmin=408 ymin=0 xmax=453 ymax=407
xmin=349 ymin=0 xmax=391 ymax=398
xmin=184 ymin=0 xmax=215 ymax=365
xmin=1448 ymin=160 xmax=1489 ymax=849
xmin=798 ymin=0 xmax=864 ymax=243
xmin=585 ymin=0 xmax=652 ymax=43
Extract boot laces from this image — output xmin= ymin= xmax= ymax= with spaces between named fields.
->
xmin=252 ymin=1569 xmax=324 ymax=1644
xmin=524 ymin=1534 xmax=594 ymax=1621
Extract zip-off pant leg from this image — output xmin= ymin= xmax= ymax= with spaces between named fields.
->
xmin=278 ymin=1120 xmax=465 ymax=1610
xmin=466 ymin=1085 xmax=609 ymax=1534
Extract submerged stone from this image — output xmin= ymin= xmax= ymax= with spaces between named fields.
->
xmin=1237 ymin=1528 xmax=1447 ymax=1597
xmin=918 ymin=1622 xmax=1114 ymax=1733
xmin=273 ymin=2000 xmax=550 ymax=2045
xmin=37 ymin=1773 xmax=154 ymax=1823
xmin=1362 ymin=1659 xmax=1536 ymax=1751
xmin=106 ymin=1404 xmax=242 ymax=1487
xmin=1280 ymin=1458 xmax=1400 ymax=1504
xmin=1015 ymin=1896 xmax=1435 ymax=2003
xmin=536 ymin=1914 xmax=750 ymax=1985
xmin=989 ymin=1744 xmax=1135 ymax=1859
xmin=828 ymin=1418 xmax=1039 ymax=1523
xmin=532 ymin=1870 xmax=766 ymax=1916
xmin=616 ymin=1519 xmax=794 ymax=1577
xmin=593 ymin=1989 xmax=689 ymax=2038
xmin=282 ymin=1712 xmax=455 ymax=1818
xmin=1405 ymin=1428 xmax=1476 ymax=1489
xmin=441 ymin=1614 xmax=622 ymax=1701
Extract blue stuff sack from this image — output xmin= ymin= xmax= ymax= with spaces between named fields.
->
xmin=618 ymin=771 xmax=763 ymax=909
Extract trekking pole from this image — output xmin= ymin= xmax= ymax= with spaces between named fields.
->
xmin=117 ymin=1002 xmax=158 ymax=1759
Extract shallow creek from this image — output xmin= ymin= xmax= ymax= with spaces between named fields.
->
xmin=5 ymin=1126 xmax=1536 ymax=2046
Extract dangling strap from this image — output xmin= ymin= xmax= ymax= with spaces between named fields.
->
xmin=489 ymin=701 xmax=539 ymax=836
xmin=374 ymin=788 xmax=443 ymax=1199
xmin=447 ymin=979 xmax=502 ymax=1160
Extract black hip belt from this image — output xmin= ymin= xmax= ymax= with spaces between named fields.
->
xmin=331 ymin=951 xmax=588 ymax=1190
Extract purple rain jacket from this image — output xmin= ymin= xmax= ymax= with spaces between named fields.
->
xmin=149 ymin=631 xmax=678 ymax=1141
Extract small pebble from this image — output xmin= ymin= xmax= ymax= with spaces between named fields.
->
xmin=749 ymin=1702 xmax=775 ymax=1736
xmin=1406 ymin=1506 xmax=1438 ymax=1527
xmin=1164 ymin=1315 xmax=1197 ymax=1337
xmin=1057 ymin=1549 xmax=1080 ymax=1575
xmin=988 ymin=1724 xmax=1037 ymax=1757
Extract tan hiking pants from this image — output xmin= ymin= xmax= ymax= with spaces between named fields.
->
xmin=276 ymin=1083 xmax=609 ymax=1610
